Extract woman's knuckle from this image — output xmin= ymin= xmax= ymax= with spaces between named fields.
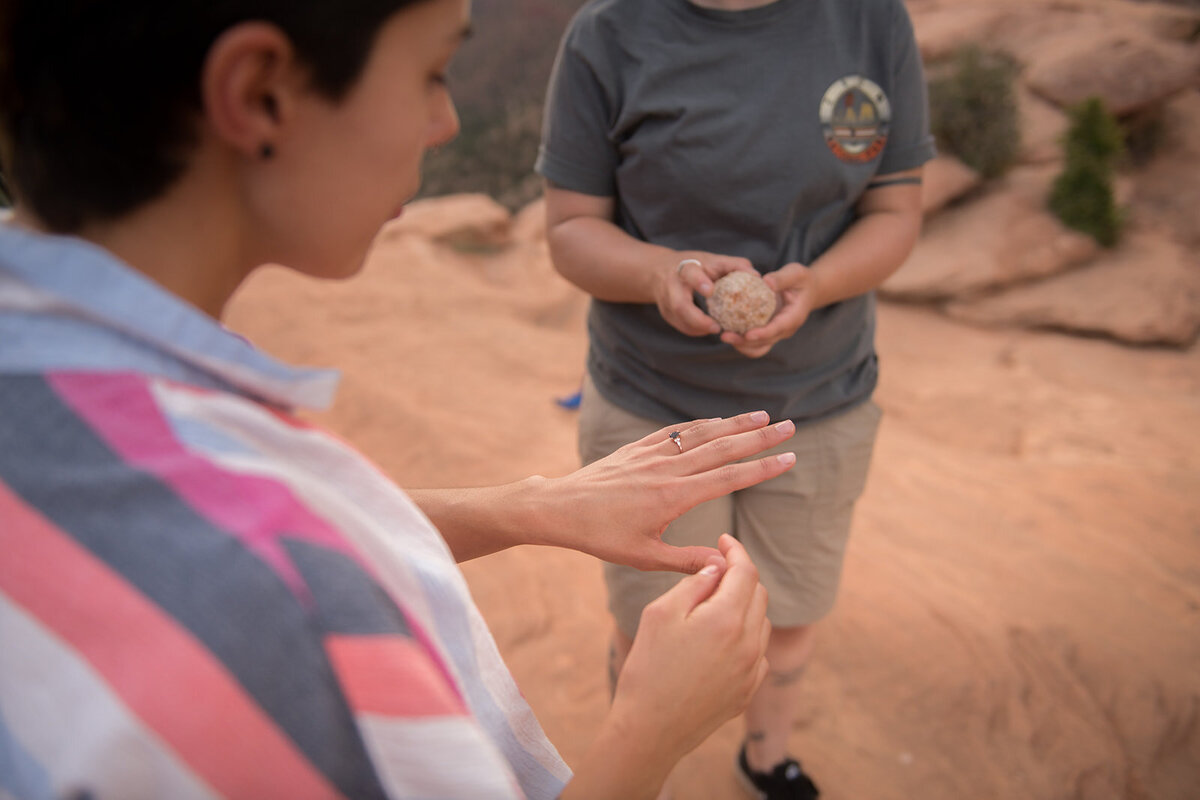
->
xmin=641 ymin=603 xmax=667 ymax=625
xmin=717 ymin=463 xmax=741 ymax=485
xmin=709 ymin=436 xmax=734 ymax=457
xmin=758 ymin=455 xmax=779 ymax=477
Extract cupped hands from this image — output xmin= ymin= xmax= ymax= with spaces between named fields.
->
xmin=720 ymin=260 xmax=821 ymax=358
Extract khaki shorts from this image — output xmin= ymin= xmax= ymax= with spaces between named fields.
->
xmin=578 ymin=375 xmax=882 ymax=634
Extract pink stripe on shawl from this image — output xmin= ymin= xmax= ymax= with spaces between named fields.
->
xmin=48 ymin=372 xmax=364 ymax=603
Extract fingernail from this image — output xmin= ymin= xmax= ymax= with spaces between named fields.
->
xmin=750 ymin=410 xmax=769 ymax=423
xmin=777 ymin=452 xmax=796 ymax=466
xmin=700 ymin=564 xmax=720 ymax=576
xmin=775 ymin=420 xmax=794 ymax=433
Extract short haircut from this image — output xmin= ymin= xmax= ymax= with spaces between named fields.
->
xmin=0 ymin=0 xmax=423 ymax=232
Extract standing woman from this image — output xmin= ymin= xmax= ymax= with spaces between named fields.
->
xmin=0 ymin=1 xmax=802 ymax=798
xmin=538 ymin=0 xmax=935 ymax=796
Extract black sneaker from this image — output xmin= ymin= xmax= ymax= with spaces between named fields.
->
xmin=735 ymin=745 xmax=819 ymax=800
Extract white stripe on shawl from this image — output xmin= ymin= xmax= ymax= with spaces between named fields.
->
xmin=0 ymin=594 xmax=220 ymax=800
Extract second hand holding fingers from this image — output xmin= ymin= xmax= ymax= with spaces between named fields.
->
xmin=613 ymin=535 xmax=771 ymax=758
xmin=696 ymin=533 xmax=762 ymax=614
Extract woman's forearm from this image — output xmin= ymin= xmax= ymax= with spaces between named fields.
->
xmin=557 ymin=712 xmax=675 ymax=800
xmin=547 ymin=213 xmax=677 ymax=303
xmin=806 ymin=203 xmax=923 ymax=309
xmin=407 ymin=480 xmax=550 ymax=563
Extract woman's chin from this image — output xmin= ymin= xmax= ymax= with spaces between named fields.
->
xmin=284 ymin=249 xmax=370 ymax=282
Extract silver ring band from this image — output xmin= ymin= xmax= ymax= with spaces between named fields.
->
xmin=668 ymin=430 xmax=684 ymax=453
xmin=676 ymin=258 xmax=702 ymax=274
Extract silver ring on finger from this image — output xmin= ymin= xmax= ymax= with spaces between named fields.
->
xmin=667 ymin=430 xmax=684 ymax=453
xmin=676 ymin=258 xmax=702 ymax=274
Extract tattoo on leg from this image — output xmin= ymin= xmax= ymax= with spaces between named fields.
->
xmin=768 ymin=664 xmax=808 ymax=687
xmin=747 ymin=731 xmax=767 ymax=742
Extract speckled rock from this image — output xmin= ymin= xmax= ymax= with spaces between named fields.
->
xmin=708 ymin=272 xmax=777 ymax=334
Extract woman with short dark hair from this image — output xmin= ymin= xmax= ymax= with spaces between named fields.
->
xmin=0 ymin=1 xmax=798 ymax=797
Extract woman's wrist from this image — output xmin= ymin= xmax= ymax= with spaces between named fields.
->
xmin=646 ymin=246 xmax=686 ymax=302
xmin=560 ymin=705 xmax=676 ymax=800
xmin=803 ymin=262 xmax=831 ymax=311
xmin=502 ymin=474 xmax=563 ymax=549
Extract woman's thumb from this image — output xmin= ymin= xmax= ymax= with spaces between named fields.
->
xmin=660 ymin=560 xmax=725 ymax=614
xmin=648 ymin=543 xmax=725 ymax=576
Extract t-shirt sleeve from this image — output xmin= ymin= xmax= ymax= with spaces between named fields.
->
xmin=878 ymin=0 xmax=937 ymax=175
xmin=535 ymin=20 xmax=620 ymax=197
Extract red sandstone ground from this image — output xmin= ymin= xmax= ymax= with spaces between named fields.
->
xmin=226 ymin=211 xmax=1198 ymax=800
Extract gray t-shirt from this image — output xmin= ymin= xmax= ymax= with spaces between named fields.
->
xmin=537 ymin=0 xmax=935 ymax=425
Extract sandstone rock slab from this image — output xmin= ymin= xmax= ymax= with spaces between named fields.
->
xmin=1016 ymin=86 xmax=1069 ymax=165
xmin=983 ymin=4 xmax=1114 ymax=66
xmin=1025 ymin=32 xmax=1200 ymax=117
xmin=944 ymin=232 xmax=1200 ymax=346
xmin=1128 ymin=90 xmax=1200 ymax=247
xmin=882 ymin=168 xmax=1099 ymax=301
xmin=913 ymin=5 xmax=1007 ymax=63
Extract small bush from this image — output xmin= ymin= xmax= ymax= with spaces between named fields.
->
xmin=1061 ymin=96 xmax=1124 ymax=164
xmin=928 ymin=46 xmax=1021 ymax=179
xmin=1049 ymin=97 xmax=1124 ymax=247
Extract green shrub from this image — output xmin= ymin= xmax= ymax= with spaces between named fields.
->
xmin=1061 ymin=96 xmax=1124 ymax=164
xmin=1049 ymin=97 xmax=1124 ymax=247
xmin=928 ymin=46 xmax=1021 ymax=179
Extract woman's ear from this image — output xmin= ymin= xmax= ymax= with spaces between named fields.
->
xmin=200 ymin=22 xmax=298 ymax=160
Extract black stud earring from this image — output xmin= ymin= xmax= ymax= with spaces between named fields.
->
xmin=259 ymin=143 xmax=275 ymax=160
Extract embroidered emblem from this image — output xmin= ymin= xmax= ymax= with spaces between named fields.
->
xmin=819 ymin=75 xmax=891 ymax=163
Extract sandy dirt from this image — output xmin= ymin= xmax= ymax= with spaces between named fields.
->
xmin=225 ymin=208 xmax=1200 ymax=798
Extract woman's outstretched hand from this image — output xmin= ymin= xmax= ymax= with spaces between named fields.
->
xmin=560 ymin=534 xmax=771 ymax=799
xmin=537 ymin=411 xmax=795 ymax=573
xmin=411 ymin=410 xmax=794 ymax=567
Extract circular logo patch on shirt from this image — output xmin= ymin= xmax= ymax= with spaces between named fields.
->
xmin=819 ymin=75 xmax=891 ymax=163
